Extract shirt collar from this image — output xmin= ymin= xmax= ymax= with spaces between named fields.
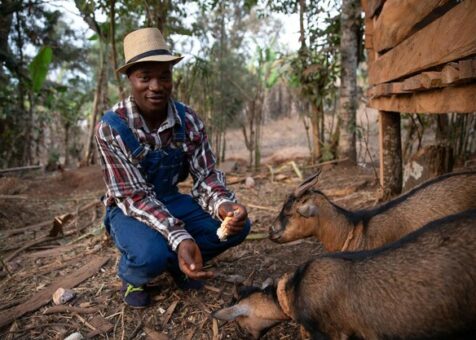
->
xmin=124 ymin=96 xmax=182 ymax=132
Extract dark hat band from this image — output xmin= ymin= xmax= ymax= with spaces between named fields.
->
xmin=126 ymin=49 xmax=172 ymax=64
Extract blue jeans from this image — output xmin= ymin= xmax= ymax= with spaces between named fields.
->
xmin=105 ymin=193 xmax=251 ymax=286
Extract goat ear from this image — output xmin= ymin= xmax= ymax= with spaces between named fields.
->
xmin=213 ymin=304 xmax=250 ymax=321
xmin=294 ymin=172 xmax=321 ymax=198
xmin=297 ymin=203 xmax=318 ymax=217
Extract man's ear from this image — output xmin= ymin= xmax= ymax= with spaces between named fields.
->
xmin=213 ymin=304 xmax=250 ymax=321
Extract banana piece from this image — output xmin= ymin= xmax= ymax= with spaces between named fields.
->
xmin=217 ymin=215 xmax=233 ymax=241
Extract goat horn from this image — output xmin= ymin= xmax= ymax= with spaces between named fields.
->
xmin=294 ymin=171 xmax=321 ymax=198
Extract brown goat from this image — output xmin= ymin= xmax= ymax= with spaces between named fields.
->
xmin=214 ymin=210 xmax=476 ymax=339
xmin=269 ymin=171 xmax=476 ymax=251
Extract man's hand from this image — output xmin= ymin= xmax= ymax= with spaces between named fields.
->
xmin=218 ymin=202 xmax=248 ymax=236
xmin=177 ymin=239 xmax=214 ymax=280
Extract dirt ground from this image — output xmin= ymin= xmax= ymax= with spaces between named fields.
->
xmin=0 ymin=158 xmax=383 ymax=339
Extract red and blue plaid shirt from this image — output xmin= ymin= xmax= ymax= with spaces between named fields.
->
xmin=95 ymin=96 xmax=235 ymax=250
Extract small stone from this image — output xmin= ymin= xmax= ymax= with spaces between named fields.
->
xmin=52 ymin=287 xmax=76 ymax=305
xmin=244 ymin=176 xmax=255 ymax=188
xmin=261 ymin=277 xmax=274 ymax=289
xmin=64 ymin=332 xmax=84 ymax=340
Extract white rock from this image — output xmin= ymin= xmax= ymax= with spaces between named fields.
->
xmin=64 ymin=332 xmax=84 ymax=340
xmin=244 ymin=176 xmax=255 ymax=188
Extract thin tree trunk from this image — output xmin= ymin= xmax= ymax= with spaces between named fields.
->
xmin=15 ymin=11 xmax=28 ymax=166
xmin=337 ymin=0 xmax=360 ymax=163
xmin=310 ymin=102 xmax=321 ymax=163
xmin=83 ymin=48 xmax=106 ymax=166
xmin=254 ymin=103 xmax=262 ymax=172
xmin=299 ymin=0 xmax=306 ymax=48
xmin=109 ymin=0 xmax=125 ymax=101
xmin=64 ymin=125 xmax=70 ymax=167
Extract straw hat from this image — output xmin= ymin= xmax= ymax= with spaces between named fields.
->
xmin=116 ymin=27 xmax=183 ymax=74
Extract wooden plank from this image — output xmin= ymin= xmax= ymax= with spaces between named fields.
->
xmin=369 ymin=1 xmax=476 ymax=85
xmin=420 ymin=71 xmax=442 ymax=88
xmin=403 ymin=74 xmax=426 ymax=91
xmin=0 ymin=255 xmax=110 ymax=328
xmin=441 ymin=62 xmax=459 ymax=84
xmin=361 ymin=0 xmax=369 ymax=16
xmin=459 ymin=59 xmax=476 ymax=80
xmin=367 ymin=0 xmax=385 ymax=18
xmin=365 ymin=17 xmax=377 ymax=64
xmin=379 ymin=111 xmax=402 ymax=198
xmin=373 ymin=0 xmax=451 ymax=52
xmin=368 ymin=81 xmax=411 ymax=98
xmin=369 ymin=83 xmax=476 ymax=113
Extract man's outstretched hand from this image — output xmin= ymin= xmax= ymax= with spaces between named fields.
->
xmin=177 ymin=239 xmax=214 ymax=280
xmin=218 ymin=202 xmax=248 ymax=236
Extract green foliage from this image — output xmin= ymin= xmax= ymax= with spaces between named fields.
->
xmin=29 ymin=47 xmax=53 ymax=93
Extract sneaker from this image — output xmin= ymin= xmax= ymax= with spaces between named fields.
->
xmin=172 ymin=273 xmax=204 ymax=291
xmin=121 ymin=281 xmax=151 ymax=308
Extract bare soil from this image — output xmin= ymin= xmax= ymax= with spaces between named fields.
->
xmin=0 ymin=157 xmax=382 ymax=339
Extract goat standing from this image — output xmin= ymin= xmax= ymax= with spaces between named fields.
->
xmin=270 ymin=171 xmax=476 ymax=251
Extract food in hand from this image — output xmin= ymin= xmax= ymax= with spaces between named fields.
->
xmin=217 ymin=215 xmax=233 ymax=241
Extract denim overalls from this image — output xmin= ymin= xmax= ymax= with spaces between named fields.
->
xmin=101 ymin=102 xmax=250 ymax=286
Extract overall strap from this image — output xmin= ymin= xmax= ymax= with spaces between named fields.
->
xmin=101 ymin=111 xmax=144 ymax=158
xmin=173 ymin=101 xmax=186 ymax=143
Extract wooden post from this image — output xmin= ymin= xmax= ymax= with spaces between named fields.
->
xmin=379 ymin=111 xmax=402 ymax=198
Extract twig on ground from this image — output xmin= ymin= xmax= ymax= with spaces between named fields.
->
xmin=43 ymin=305 xmax=99 ymax=315
xmin=246 ymin=204 xmax=279 ymax=212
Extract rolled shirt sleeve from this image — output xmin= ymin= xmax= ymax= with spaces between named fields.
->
xmin=181 ymin=105 xmax=237 ymax=219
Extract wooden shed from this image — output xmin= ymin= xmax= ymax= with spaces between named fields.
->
xmin=361 ymin=0 xmax=476 ymax=196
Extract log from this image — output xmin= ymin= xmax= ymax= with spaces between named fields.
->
xmin=369 ymin=1 xmax=476 ymax=85
xmin=379 ymin=111 xmax=402 ymax=198
xmin=373 ymin=0 xmax=451 ymax=52
xmin=0 ymin=165 xmax=42 ymax=174
xmin=369 ymin=83 xmax=476 ymax=113
xmin=0 ymin=255 xmax=110 ymax=328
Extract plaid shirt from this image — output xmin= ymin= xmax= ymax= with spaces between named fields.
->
xmin=95 ymin=96 xmax=236 ymax=251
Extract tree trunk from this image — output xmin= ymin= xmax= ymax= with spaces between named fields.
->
xmin=254 ymin=105 xmax=262 ymax=172
xmin=83 ymin=50 xmax=106 ymax=166
xmin=435 ymin=114 xmax=453 ymax=173
xmin=337 ymin=0 xmax=360 ymax=163
xmin=109 ymin=0 xmax=125 ymax=101
xmin=64 ymin=124 xmax=70 ymax=167
xmin=310 ymin=102 xmax=321 ymax=163
xmin=299 ymin=0 xmax=306 ymax=48
xmin=379 ymin=111 xmax=402 ymax=199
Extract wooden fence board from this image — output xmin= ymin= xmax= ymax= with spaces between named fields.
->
xmin=459 ymin=59 xmax=476 ymax=80
xmin=367 ymin=0 xmax=386 ymax=18
xmin=374 ymin=0 xmax=450 ymax=53
xmin=368 ymin=1 xmax=476 ymax=85
xmin=369 ymin=83 xmax=476 ymax=113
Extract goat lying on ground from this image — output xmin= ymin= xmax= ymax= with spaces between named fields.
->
xmin=269 ymin=171 xmax=476 ymax=251
xmin=214 ymin=210 xmax=476 ymax=339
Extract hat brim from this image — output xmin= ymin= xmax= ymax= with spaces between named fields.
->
xmin=116 ymin=55 xmax=184 ymax=74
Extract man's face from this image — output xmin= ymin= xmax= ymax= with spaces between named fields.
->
xmin=128 ymin=62 xmax=173 ymax=116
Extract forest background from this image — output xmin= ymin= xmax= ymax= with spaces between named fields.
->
xmin=1 ymin=0 xmax=474 ymax=176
